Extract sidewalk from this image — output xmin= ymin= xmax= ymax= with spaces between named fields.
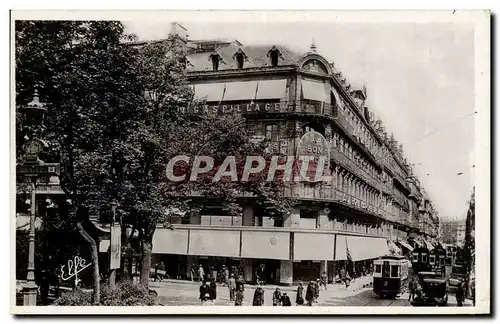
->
xmin=158 ymin=275 xmax=374 ymax=294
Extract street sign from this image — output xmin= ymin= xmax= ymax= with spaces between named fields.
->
xmin=17 ymin=163 xmax=60 ymax=177
xmin=110 ymin=224 xmax=122 ymax=270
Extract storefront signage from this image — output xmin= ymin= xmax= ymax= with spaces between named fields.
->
xmin=181 ymin=101 xmax=283 ymax=115
xmin=339 ymin=193 xmax=385 ymax=216
xmin=60 ymin=256 xmax=91 ymax=287
xmin=266 ymin=140 xmax=288 ymax=155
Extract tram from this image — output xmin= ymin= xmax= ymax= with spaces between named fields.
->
xmin=373 ymin=255 xmax=409 ymax=299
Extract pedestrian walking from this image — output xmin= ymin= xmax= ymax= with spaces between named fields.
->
xmin=198 ymin=264 xmax=205 ymax=283
xmin=408 ymin=277 xmax=418 ymax=301
xmin=321 ymin=271 xmax=328 ymax=290
xmin=340 ymin=267 xmax=347 ymax=288
xmin=224 ymin=265 xmax=230 ymax=286
xmin=314 ymin=279 xmax=320 ymax=302
xmin=273 ymin=288 xmax=282 ymax=306
xmin=252 ymin=286 xmax=265 ymax=306
xmin=281 ymin=293 xmax=292 ymax=306
xmin=235 ymin=285 xmax=244 ymax=306
xmin=236 ymin=275 xmax=245 ymax=292
xmin=229 ymin=273 xmax=236 ymax=301
xmin=345 ymin=272 xmax=351 ymax=289
xmin=305 ymin=281 xmax=314 ymax=306
xmin=190 ymin=265 xmax=196 ymax=282
xmin=199 ymin=281 xmax=210 ymax=306
xmin=209 ymin=277 xmax=217 ymax=305
xmin=296 ymin=282 xmax=304 ymax=306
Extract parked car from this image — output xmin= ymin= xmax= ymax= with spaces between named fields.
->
xmin=411 ymin=271 xmax=448 ymax=306
xmin=448 ymin=264 xmax=467 ymax=294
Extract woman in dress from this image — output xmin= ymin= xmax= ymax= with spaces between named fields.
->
xmin=296 ymin=282 xmax=304 ymax=306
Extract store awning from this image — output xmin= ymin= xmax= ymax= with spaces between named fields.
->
xmin=335 ymin=235 xmax=348 ymax=260
xmin=255 ymin=79 xmax=288 ymax=100
xmin=423 ymin=239 xmax=435 ymax=251
xmin=302 ymin=79 xmax=329 ymax=103
xmin=388 ymin=241 xmax=402 ymax=255
xmin=330 ymin=87 xmax=343 ymax=108
xmin=346 ymin=236 xmax=390 ymax=261
xmin=397 ymin=240 xmax=414 ymax=252
xmin=223 ymin=81 xmax=258 ymax=101
xmin=193 ymin=83 xmax=225 ymax=102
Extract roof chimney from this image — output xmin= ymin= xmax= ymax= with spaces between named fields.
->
xmin=310 ymin=37 xmax=317 ymax=53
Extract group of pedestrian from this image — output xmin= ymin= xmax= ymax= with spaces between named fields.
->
xmin=304 ymin=280 xmax=320 ymax=306
xmin=339 ymin=267 xmax=352 ymax=289
xmin=199 ymin=278 xmax=217 ymax=305
xmin=271 ymin=288 xmax=292 ymax=306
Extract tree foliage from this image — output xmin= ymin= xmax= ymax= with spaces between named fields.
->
xmin=16 ymin=21 xmax=295 ymax=294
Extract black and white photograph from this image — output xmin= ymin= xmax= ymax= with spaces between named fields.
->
xmin=10 ymin=10 xmax=490 ymax=315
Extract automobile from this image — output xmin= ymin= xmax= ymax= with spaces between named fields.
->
xmin=448 ymin=264 xmax=467 ymax=294
xmin=411 ymin=271 xmax=448 ymax=306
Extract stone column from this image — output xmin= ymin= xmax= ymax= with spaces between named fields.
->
xmin=280 ymin=260 xmax=293 ymax=286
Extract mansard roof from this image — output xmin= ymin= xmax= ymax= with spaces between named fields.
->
xmin=186 ymin=42 xmax=304 ymax=72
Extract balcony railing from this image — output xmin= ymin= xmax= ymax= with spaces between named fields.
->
xmin=330 ymin=144 xmax=381 ymax=191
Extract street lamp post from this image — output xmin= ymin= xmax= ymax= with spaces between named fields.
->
xmin=17 ymin=91 xmax=59 ymax=306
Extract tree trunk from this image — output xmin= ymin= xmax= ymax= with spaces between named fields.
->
xmin=76 ymin=222 xmax=100 ymax=305
xmin=140 ymin=238 xmax=153 ymax=289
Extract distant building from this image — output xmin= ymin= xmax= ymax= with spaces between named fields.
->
xmin=441 ymin=219 xmax=466 ymax=246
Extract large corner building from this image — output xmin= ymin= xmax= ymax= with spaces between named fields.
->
xmin=99 ymin=23 xmax=441 ymax=285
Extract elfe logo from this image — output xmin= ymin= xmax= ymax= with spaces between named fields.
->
xmin=296 ymin=130 xmax=330 ymax=183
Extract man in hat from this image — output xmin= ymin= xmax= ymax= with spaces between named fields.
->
xmin=228 ymin=273 xmax=237 ymax=301
xmin=199 ymin=281 xmax=210 ymax=306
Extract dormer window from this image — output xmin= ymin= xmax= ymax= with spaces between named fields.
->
xmin=236 ymin=53 xmax=244 ymax=69
xmin=270 ymin=50 xmax=279 ymax=67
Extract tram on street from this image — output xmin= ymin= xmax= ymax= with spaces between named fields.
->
xmin=373 ymin=255 xmax=410 ymax=299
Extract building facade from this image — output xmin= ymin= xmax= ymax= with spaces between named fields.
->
xmin=17 ymin=23 xmax=440 ymax=285
xmin=99 ymin=24 xmax=439 ymax=285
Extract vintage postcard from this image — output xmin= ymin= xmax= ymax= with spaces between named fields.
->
xmin=11 ymin=10 xmax=490 ymax=315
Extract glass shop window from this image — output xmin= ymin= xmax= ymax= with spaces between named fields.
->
xmin=391 ymin=265 xmax=399 ymax=278
xmin=412 ymin=252 xmax=419 ymax=263
xmin=421 ymin=253 xmax=428 ymax=263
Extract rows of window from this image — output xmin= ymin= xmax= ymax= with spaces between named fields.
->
xmin=337 ymin=101 xmax=381 ymax=158
xmin=332 ymin=132 xmax=379 ymax=182
xmin=210 ymin=48 xmax=281 ymax=72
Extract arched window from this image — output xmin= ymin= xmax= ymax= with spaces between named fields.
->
xmin=236 ymin=53 xmax=244 ymax=69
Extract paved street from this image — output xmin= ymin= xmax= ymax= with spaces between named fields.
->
xmin=150 ymin=280 xmax=411 ymax=307
xmin=150 ymin=279 xmax=473 ymax=307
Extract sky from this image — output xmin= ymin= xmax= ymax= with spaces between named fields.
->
xmin=123 ymin=19 xmax=475 ymax=221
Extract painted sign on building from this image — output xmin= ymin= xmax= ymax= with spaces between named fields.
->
xmin=296 ymin=130 xmax=330 ymax=182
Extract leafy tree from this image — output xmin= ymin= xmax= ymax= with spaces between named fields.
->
xmin=119 ymin=40 xmax=296 ymax=288
xmin=16 ymin=20 xmax=140 ymax=304
xmin=16 ymin=21 xmax=296 ymax=296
